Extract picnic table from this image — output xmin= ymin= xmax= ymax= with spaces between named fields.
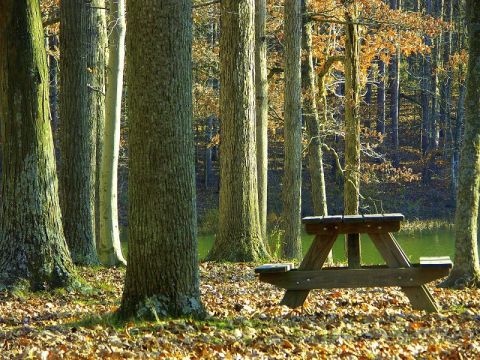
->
xmin=255 ymin=213 xmax=452 ymax=312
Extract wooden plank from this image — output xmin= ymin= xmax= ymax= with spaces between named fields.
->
xmin=305 ymin=221 xmax=401 ymax=235
xmin=255 ymin=263 xmax=294 ymax=274
xmin=280 ymin=232 xmax=338 ymax=308
xmin=342 ymin=214 xmax=365 ymax=223
xmin=302 ymin=215 xmax=343 ymax=224
xmin=302 ymin=213 xmax=404 ymax=225
xmin=259 ymin=267 xmax=451 ymax=290
xmin=368 ymin=232 xmax=439 ymax=312
xmin=419 ymin=257 xmax=453 ymax=268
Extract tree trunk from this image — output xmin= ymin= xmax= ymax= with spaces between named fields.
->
xmin=302 ymin=1 xmax=328 ymax=217
xmin=0 ymin=0 xmax=76 ymax=290
xmin=282 ymin=0 xmax=303 ymax=260
xmin=421 ymin=0 xmax=433 ymax=154
xmin=204 ymin=116 xmax=213 ymax=188
xmin=440 ymin=0 xmax=480 ymax=288
xmin=88 ymin=0 xmax=107 ymax=259
xmin=59 ymin=0 xmax=99 ymax=265
xmin=389 ymin=0 xmax=400 ymax=166
xmin=451 ymin=81 xmax=465 ymax=199
xmin=430 ymin=0 xmax=443 ymax=150
xmin=119 ymin=0 xmax=204 ymax=318
xmin=207 ymin=0 xmax=269 ymax=262
xmin=343 ymin=6 xmax=361 ymax=268
xmin=255 ymin=0 xmax=268 ymax=242
xmin=47 ymin=33 xmax=59 ymax=146
xmin=99 ymin=0 xmax=127 ymax=267
xmin=440 ymin=0 xmax=452 ymax=152
xmin=376 ymin=59 xmax=386 ymax=134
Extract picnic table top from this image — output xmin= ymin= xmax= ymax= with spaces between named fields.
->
xmin=302 ymin=213 xmax=405 ymax=225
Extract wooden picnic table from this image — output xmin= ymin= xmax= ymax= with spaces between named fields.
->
xmin=256 ymin=213 xmax=452 ymax=312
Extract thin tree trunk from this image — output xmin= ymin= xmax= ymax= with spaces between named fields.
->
xmin=440 ymin=0 xmax=480 ymax=288
xmin=376 ymin=59 xmax=386 ymax=134
xmin=119 ymin=0 xmax=204 ymax=318
xmin=389 ymin=0 xmax=400 ymax=167
xmin=88 ymin=0 xmax=107 ymax=258
xmin=422 ymin=0 xmax=433 ymax=154
xmin=0 ymin=0 xmax=76 ymax=290
xmin=255 ymin=0 xmax=268 ymax=242
xmin=99 ymin=0 xmax=127 ymax=266
xmin=207 ymin=0 xmax=269 ymax=262
xmin=282 ymin=0 xmax=303 ymax=260
xmin=430 ymin=0 xmax=443 ymax=149
xmin=302 ymin=1 xmax=327 ymax=217
xmin=440 ymin=0 xmax=452 ymax=153
xmin=343 ymin=5 xmax=361 ymax=268
xmin=60 ymin=0 xmax=99 ymax=265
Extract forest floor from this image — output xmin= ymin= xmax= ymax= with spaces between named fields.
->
xmin=0 ymin=263 xmax=479 ymax=359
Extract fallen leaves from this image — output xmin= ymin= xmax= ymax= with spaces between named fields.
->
xmin=0 ymin=263 xmax=479 ymax=358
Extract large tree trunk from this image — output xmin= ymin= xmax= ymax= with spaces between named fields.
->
xmin=282 ymin=0 xmax=303 ymax=260
xmin=302 ymin=1 xmax=327 ymax=217
xmin=255 ymin=0 xmax=268 ymax=242
xmin=206 ymin=0 xmax=269 ymax=262
xmin=440 ymin=0 xmax=480 ymax=288
xmin=0 ymin=0 xmax=76 ymax=290
xmin=119 ymin=0 xmax=204 ymax=318
xmin=99 ymin=0 xmax=127 ymax=266
xmin=59 ymin=0 xmax=99 ymax=265
xmin=343 ymin=6 xmax=361 ymax=268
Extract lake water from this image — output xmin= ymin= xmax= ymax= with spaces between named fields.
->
xmin=198 ymin=229 xmax=459 ymax=264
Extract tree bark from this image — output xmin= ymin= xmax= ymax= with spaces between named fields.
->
xmin=0 ymin=0 xmax=76 ymax=290
xmin=389 ymin=0 xmax=400 ymax=166
xmin=302 ymin=1 xmax=328 ymax=217
xmin=119 ymin=0 xmax=204 ymax=318
xmin=282 ymin=0 xmax=303 ymax=260
xmin=99 ymin=0 xmax=127 ymax=266
xmin=376 ymin=59 xmax=386 ymax=134
xmin=207 ymin=0 xmax=269 ymax=262
xmin=59 ymin=0 xmax=99 ymax=265
xmin=255 ymin=0 xmax=269 ymax=242
xmin=343 ymin=5 xmax=361 ymax=268
xmin=440 ymin=0 xmax=480 ymax=288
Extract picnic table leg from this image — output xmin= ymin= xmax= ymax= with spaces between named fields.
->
xmin=280 ymin=233 xmax=338 ymax=308
xmin=368 ymin=232 xmax=439 ymax=312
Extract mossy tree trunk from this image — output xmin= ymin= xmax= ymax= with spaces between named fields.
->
xmin=281 ymin=0 xmax=303 ymax=260
xmin=99 ymin=0 xmax=127 ymax=267
xmin=119 ymin=0 xmax=204 ymax=319
xmin=207 ymin=0 xmax=269 ymax=262
xmin=440 ymin=0 xmax=480 ymax=289
xmin=0 ymin=0 xmax=76 ymax=290
xmin=255 ymin=0 xmax=269 ymax=243
xmin=59 ymin=0 xmax=100 ymax=265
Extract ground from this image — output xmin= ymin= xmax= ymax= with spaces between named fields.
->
xmin=0 ymin=264 xmax=479 ymax=359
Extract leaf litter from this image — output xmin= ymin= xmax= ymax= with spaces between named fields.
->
xmin=0 ymin=263 xmax=479 ymax=359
